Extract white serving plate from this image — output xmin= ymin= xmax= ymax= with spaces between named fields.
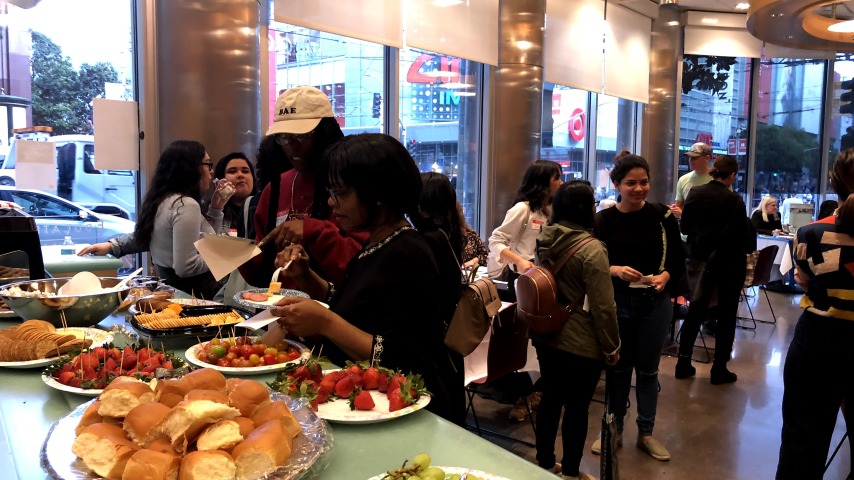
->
xmin=317 ymin=373 xmax=431 ymax=424
xmin=0 ymin=327 xmax=112 ymax=369
xmin=184 ymin=337 xmax=310 ymax=375
xmin=233 ymin=288 xmax=310 ymax=309
xmin=367 ymin=466 xmax=509 ymax=480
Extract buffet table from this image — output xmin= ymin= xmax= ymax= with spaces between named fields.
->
xmin=0 ymin=311 xmax=558 ymax=480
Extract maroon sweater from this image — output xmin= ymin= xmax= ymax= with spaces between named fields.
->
xmin=241 ymin=170 xmax=367 ymax=287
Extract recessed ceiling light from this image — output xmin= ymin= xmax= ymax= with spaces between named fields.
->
xmin=829 ymin=20 xmax=854 ymax=33
xmin=667 ymin=20 xmax=680 ymax=26
xmin=735 ymin=3 xmax=749 ymax=10
xmin=701 ymin=17 xmax=719 ymax=25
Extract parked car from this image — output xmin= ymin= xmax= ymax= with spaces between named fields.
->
xmin=0 ymin=187 xmax=135 ymax=246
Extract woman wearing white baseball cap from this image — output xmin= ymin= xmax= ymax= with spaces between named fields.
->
xmin=241 ymin=86 xmax=367 ymax=288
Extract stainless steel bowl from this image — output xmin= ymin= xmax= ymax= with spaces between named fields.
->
xmin=0 ymin=277 xmax=132 ymax=327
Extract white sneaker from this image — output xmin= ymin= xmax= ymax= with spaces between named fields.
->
xmin=590 ymin=431 xmax=622 ymax=455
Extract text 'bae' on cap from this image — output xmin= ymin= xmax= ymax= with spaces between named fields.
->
xmin=266 ymin=86 xmax=334 ymax=136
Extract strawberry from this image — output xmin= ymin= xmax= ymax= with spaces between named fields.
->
xmin=162 ymin=360 xmax=174 ymax=370
xmin=108 ymin=347 xmax=121 ymax=361
xmin=67 ymin=376 xmax=83 ymax=388
xmin=388 ymin=394 xmax=406 ymax=412
xmin=334 ymin=376 xmax=356 ymax=398
xmin=316 ymin=391 xmax=330 ymax=405
xmin=362 ymin=367 xmax=380 ymax=390
xmin=57 ymin=371 xmax=76 ymax=386
xmin=346 ymin=363 xmax=364 ymax=376
xmin=347 ymin=372 xmax=364 ymax=389
xmin=349 ymin=388 xmax=375 ymax=411
xmin=82 ymin=367 xmax=97 ymax=381
xmin=387 ymin=375 xmax=406 ymax=394
xmin=121 ymin=354 xmax=137 ymax=371
xmin=104 ymin=357 xmax=117 ymax=373
xmin=137 ymin=348 xmax=150 ymax=363
xmin=377 ymin=371 xmax=391 ymax=392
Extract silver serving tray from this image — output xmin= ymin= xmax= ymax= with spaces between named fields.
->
xmin=40 ymin=393 xmax=333 ymax=479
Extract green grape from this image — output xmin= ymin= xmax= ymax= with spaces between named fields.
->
xmin=411 ymin=453 xmax=432 ymax=472
xmin=410 ymin=476 xmax=421 ymax=480
xmin=422 ymin=466 xmax=445 ymax=480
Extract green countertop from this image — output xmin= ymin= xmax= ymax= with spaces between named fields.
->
xmin=0 ymin=313 xmax=559 ymax=480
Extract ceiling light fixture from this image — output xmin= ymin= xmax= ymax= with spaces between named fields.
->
xmin=432 ymin=0 xmax=462 ymax=6
xmin=735 ymin=3 xmax=750 ymax=10
xmin=701 ymin=17 xmax=719 ymax=25
xmin=828 ymin=20 xmax=854 ymax=33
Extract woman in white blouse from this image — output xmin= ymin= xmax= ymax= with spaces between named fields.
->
xmin=487 ymin=160 xmax=563 ymax=279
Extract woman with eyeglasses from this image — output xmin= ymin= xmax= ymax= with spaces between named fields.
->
xmin=129 ymin=140 xmax=224 ymax=299
xmin=268 ymin=133 xmax=455 ymax=421
xmin=591 ymin=154 xmax=684 ymax=462
xmin=241 ymin=86 xmax=366 ymax=289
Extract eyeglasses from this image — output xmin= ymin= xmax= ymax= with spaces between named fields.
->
xmin=327 ymin=187 xmax=349 ymax=204
xmin=200 ymin=162 xmax=214 ymax=171
xmin=276 ymin=131 xmax=314 ymax=146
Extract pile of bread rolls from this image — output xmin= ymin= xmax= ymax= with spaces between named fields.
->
xmin=71 ymin=368 xmax=302 ymax=480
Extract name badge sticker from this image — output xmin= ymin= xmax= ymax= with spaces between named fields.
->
xmin=532 ymin=219 xmax=544 ymax=231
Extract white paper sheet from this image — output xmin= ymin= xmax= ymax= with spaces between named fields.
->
xmin=15 ymin=140 xmax=56 ymax=190
xmin=93 ymin=98 xmax=139 ymax=170
xmin=194 ymin=235 xmax=261 ymax=281
xmin=236 ymin=309 xmax=279 ymax=330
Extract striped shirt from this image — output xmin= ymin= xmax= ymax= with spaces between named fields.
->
xmin=795 ymin=215 xmax=854 ymax=320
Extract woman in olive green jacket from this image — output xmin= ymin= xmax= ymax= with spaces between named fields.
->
xmin=533 ymin=180 xmax=620 ymax=480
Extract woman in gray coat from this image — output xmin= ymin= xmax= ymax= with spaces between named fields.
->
xmin=534 ymin=180 xmax=621 ymax=480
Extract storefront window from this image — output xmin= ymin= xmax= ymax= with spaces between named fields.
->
xmin=268 ymin=22 xmax=385 ymax=135
xmin=754 ymin=57 xmax=826 ymax=217
xmin=398 ymin=48 xmax=483 ymax=229
xmin=680 ymin=56 xmax=751 ymax=199
xmin=541 ymin=83 xmax=588 ymax=184
xmin=594 ymin=94 xmax=639 ymax=201
xmin=0 ymin=0 xmax=136 ymax=249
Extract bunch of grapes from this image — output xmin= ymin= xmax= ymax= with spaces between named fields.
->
xmin=379 ymin=453 xmax=482 ymax=480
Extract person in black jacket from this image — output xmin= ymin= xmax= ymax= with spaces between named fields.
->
xmin=676 ymin=155 xmax=751 ymax=385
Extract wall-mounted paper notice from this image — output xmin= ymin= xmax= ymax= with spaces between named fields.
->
xmin=15 ymin=140 xmax=56 ymax=190
xmin=93 ymin=98 xmax=139 ymax=170
xmin=194 ymin=235 xmax=262 ymax=281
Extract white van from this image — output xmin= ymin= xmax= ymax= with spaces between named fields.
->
xmin=0 ymin=134 xmax=137 ymax=219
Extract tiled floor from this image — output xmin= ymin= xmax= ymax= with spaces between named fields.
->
xmin=466 ymin=287 xmax=852 ymax=479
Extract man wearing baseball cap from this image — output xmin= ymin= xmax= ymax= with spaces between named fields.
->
xmin=670 ymin=142 xmax=712 ymax=218
xmin=241 ymin=86 xmax=366 ymax=290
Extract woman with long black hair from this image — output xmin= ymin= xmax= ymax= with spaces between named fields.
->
xmin=135 ymin=140 xmax=223 ymax=299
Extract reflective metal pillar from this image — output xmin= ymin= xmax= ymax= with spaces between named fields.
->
xmin=487 ymin=0 xmax=545 ymax=231
xmin=641 ymin=7 xmax=682 ymax=204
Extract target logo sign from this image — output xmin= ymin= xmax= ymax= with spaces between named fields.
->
xmin=569 ymin=108 xmax=586 ymax=142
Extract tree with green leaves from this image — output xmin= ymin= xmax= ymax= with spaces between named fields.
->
xmin=682 ymin=55 xmax=738 ymax=98
xmin=30 ymin=31 xmax=118 ymax=135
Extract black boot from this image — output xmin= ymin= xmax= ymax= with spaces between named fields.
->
xmin=710 ymin=363 xmax=737 ymax=385
xmin=675 ymin=357 xmax=696 ymax=379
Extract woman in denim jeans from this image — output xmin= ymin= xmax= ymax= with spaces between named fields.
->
xmin=592 ymin=154 xmax=684 ymax=462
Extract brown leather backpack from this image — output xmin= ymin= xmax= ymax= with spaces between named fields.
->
xmin=516 ymin=236 xmax=595 ymax=335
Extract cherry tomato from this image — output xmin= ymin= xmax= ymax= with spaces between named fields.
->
xmin=225 ymin=352 xmax=238 ymax=361
xmin=286 ymin=348 xmax=301 ymax=361
xmin=209 ymin=338 xmax=221 ymax=346
xmin=253 ymin=343 xmax=266 ymax=355
xmin=248 ymin=354 xmax=261 ymax=365
xmin=241 ymin=345 xmax=255 ymax=359
xmin=264 ymin=347 xmax=277 ymax=356
xmin=231 ymin=358 xmax=245 ymax=368
xmin=228 ymin=346 xmax=242 ymax=356
xmin=263 ymin=353 xmax=276 ymax=365
xmin=216 ymin=358 xmax=230 ymax=368
xmin=276 ymin=352 xmax=289 ymax=364
xmin=205 ymin=353 xmax=219 ymax=364
xmin=234 ymin=336 xmax=246 ymax=346
xmin=210 ymin=345 xmax=227 ymax=358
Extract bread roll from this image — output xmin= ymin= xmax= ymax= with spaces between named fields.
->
xmin=178 ymin=450 xmax=236 ymax=480
xmin=249 ymin=400 xmax=301 ymax=438
xmin=154 ymin=378 xmax=190 ymax=408
xmin=232 ymin=417 xmax=255 ymax=439
xmin=124 ymin=402 xmax=172 ymax=447
xmin=159 ymin=399 xmax=240 ymax=453
xmin=184 ymin=389 xmax=230 ymax=405
xmin=72 ymin=423 xmax=139 ymax=480
xmin=76 ymin=400 xmax=105 ymax=436
xmin=231 ymin=419 xmax=293 ymax=480
xmin=146 ymin=437 xmax=181 ymax=457
xmin=121 ymin=449 xmax=180 ymax=480
xmin=99 ymin=382 xmax=155 ymax=418
xmin=224 ymin=377 xmax=242 ymax=394
xmin=184 ymin=368 xmax=226 ymax=392
xmin=195 ymin=419 xmax=243 ymax=451
xmin=227 ymin=380 xmax=270 ymax=417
